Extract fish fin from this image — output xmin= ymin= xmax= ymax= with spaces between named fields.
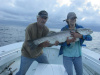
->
xmin=46 ymin=31 xmax=57 ymax=36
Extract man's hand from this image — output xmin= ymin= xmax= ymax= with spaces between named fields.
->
xmin=54 ymin=41 xmax=59 ymax=46
xmin=71 ymin=32 xmax=82 ymax=38
xmin=38 ymin=41 xmax=50 ymax=47
xmin=66 ymin=37 xmax=76 ymax=45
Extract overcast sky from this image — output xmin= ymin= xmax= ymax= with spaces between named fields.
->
xmin=0 ymin=0 xmax=100 ymax=29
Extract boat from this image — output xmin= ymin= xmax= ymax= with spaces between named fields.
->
xmin=0 ymin=41 xmax=100 ymax=75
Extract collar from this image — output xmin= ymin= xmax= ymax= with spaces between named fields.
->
xmin=65 ymin=24 xmax=79 ymax=29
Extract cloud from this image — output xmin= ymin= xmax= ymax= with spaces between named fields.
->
xmin=56 ymin=0 xmax=72 ymax=7
xmin=0 ymin=0 xmax=100 ymax=28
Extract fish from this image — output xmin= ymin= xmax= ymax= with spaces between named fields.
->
xmin=32 ymin=28 xmax=93 ymax=46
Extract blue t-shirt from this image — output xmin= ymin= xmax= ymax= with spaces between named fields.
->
xmin=63 ymin=41 xmax=82 ymax=57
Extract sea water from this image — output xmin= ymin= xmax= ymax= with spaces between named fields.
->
xmin=0 ymin=24 xmax=100 ymax=54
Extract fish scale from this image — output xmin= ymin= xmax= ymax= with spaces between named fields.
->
xmin=33 ymin=28 xmax=93 ymax=46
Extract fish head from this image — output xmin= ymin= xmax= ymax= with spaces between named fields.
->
xmin=77 ymin=28 xmax=93 ymax=35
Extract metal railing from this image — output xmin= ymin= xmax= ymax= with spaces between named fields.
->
xmin=0 ymin=48 xmax=21 ymax=60
xmin=83 ymin=54 xmax=100 ymax=66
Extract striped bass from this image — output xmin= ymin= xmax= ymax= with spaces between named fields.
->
xmin=33 ymin=28 xmax=93 ymax=46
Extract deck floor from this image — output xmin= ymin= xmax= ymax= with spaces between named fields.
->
xmin=8 ymin=58 xmax=97 ymax=75
xmin=14 ymin=47 xmax=97 ymax=75
xmin=25 ymin=62 xmax=93 ymax=75
xmin=1 ymin=56 xmax=98 ymax=75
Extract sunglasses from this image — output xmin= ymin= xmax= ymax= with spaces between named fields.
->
xmin=41 ymin=16 xmax=48 ymax=19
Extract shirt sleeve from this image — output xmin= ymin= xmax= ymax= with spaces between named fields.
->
xmin=25 ymin=26 xmax=38 ymax=50
xmin=80 ymin=35 xmax=92 ymax=46
xmin=82 ymin=35 xmax=92 ymax=41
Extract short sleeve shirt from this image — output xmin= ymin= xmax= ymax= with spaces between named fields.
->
xmin=21 ymin=22 xmax=49 ymax=58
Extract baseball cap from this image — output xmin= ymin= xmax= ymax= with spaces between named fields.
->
xmin=67 ymin=12 xmax=77 ymax=19
xmin=63 ymin=12 xmax=77 ymax=21
xmin=38 ymin=10 xmax=48 ymax=19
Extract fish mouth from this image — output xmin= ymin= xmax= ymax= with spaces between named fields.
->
xmin=87 ymin=29 xmax=93 ymax=34
xmin=90 ymin=30 xmax=93 ymax=34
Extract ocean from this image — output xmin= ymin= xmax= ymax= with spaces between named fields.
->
xmin=0 ymin=24 xmax=100 ymax=54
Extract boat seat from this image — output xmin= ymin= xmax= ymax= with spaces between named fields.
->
xmin=26 ymin=63 xmax=68 ymax=75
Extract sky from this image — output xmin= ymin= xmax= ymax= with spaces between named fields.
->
xmin=0 ymin=0 xmax=100 ymax=30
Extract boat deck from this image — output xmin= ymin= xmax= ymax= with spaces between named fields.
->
xmin=0 ymin=42 xmax=100 ymax=75
xmin=14 ymin=59 xmax=99 ymax=75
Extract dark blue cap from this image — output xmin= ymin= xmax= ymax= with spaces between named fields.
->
xmin=38 ymin=10 xmax=48 ymax=18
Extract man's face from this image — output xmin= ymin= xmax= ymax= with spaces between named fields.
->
xmin=37 ymin=16 xmax=48 ymax=26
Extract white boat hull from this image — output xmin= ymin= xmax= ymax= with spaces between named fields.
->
xmin=0 ymin=42 xmax=100 ymax=75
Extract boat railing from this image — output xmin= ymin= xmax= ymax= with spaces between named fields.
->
xmin=83 ymin=54 xmax=100 ymax=66
xmin=0 ymin=48 xmax=21 ymax=60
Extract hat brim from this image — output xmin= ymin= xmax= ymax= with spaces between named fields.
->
xmin=69 ymin=16 xmax=77 ymax=19
xmin=63 ymin=17 xmax=77 ymax=21
xmin=63 ymin=19 xmax=67 ymax=22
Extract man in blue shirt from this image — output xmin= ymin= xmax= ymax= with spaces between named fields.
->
xmin=59 ymin=12 xmax=92 ymax=75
